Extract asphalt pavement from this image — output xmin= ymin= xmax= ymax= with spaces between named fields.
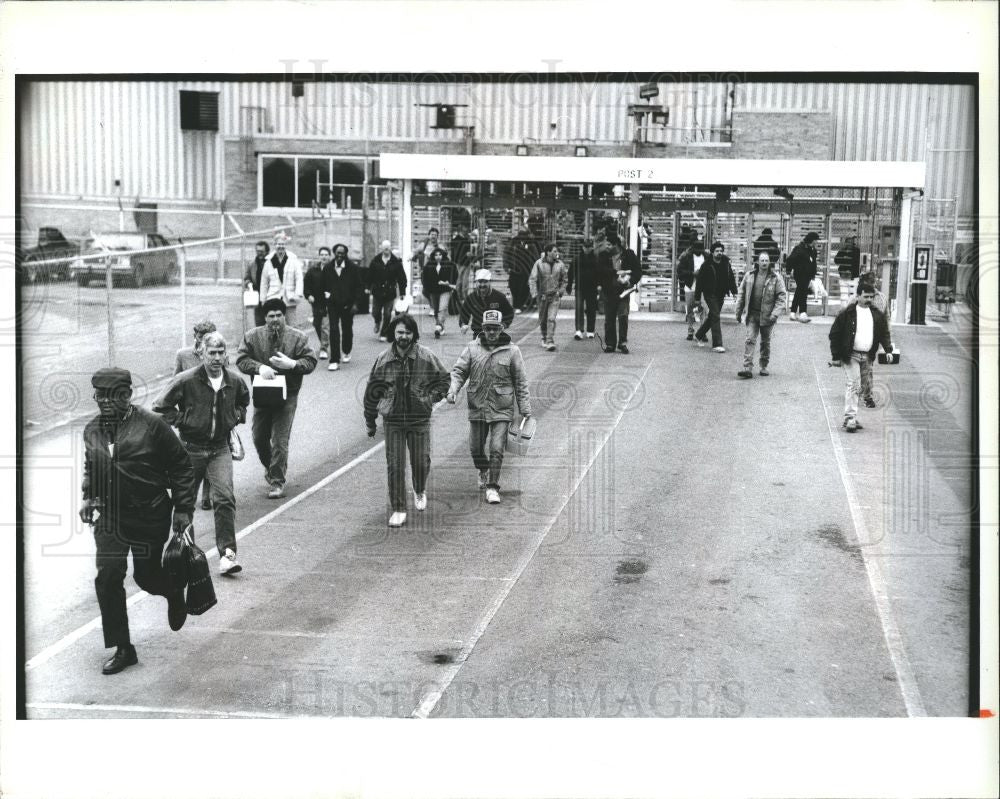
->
xmin=20 ymin=295 xmax=975 ymax=717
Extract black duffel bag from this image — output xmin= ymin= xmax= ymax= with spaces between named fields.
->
xmin=162 ymin=526 xmax=191 ymax=592
xmin=185 ymin=531 xmax=217 ymax=615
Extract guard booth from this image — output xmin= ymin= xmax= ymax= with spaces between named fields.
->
xmin=379 ymin=155 xmax=926 ymax=323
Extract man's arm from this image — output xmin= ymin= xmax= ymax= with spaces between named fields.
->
xmin=510 ymin=347 xmax=532 ymax=417
xmin=155 ymin=416 xmax=197 ymax=515
xmin=363 ymin=361 xmax=385 ymax=428
xmin=448 ymin=346 xmax=471 ymax=399
xmin=499 ymin=294 xmax=515 ymax=328
xmin=733 ymin=273 xmax=748 ymax=321
xmin=235 ymin=374 xmax=251 ymax=424
xmin=286 ymin=334 xmax=318 ymax=375
xmin=528 ymin=261 xmax=540 ymax=298
xmin=773 ymin=275 xmax=787 ymax=319
xmin=235 ymin=331 xmax=265 ymax=375
xmin=152 ymin=376 xmax=183 ymax=426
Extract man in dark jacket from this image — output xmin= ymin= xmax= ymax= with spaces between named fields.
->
xmin=80 ymin=367 xmax=195 ymax=675
xmin=421 ymin=248 xmax=459 ymax=338
xmin=363 ymin=313 xmax=450 ymax=527
xmin=829 ymin=275 xmax=893 ymax=433
xmin=155 ymin=332 xmax=251 ymax=575
xmin=459 ymin=268 xmax=515 ymax=337
xmin=322 ymin=243 xmax=363 ymax=369
xmin=367 ymin=239 xmax=407 ymax=341
xmin=244 ymin=240 xmax=270 ymax=326
xmin=304 ymin=247 xmax=331 ymax=360
xmin=677 ymin=238 xmax=706 ymax=340
xmin=567 ymin=238 xmax=599 ymax=339
xmin=787 ymin=231 xmax=820 ymax=322
xmin=598 ymin=237 xmax=642 ymax=354
xmin=693 ymin=241 xmax=738 ymax=352
xmin=835 ymin=236 xmax=862 ymax=280
xmin=504 ymin=227 xmax=539 ymax=313
xmin=753 ymin=228 xmax=781 ymax=270
xmin=236 ymin=298 xmax=318 ymax=498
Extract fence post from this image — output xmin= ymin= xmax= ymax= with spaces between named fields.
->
xmin=105 ymin=257 xmax=115 ymax=365
xmin=218 ymin=206 xmax=225 ymax=281
xmin=179 ymin=240 xmax=188 ymax=348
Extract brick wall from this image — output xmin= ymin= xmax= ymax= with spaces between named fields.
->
xmin=730 ymin=111 xmax=833 ymax=160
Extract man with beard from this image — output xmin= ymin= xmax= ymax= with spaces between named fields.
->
xmin=322 ymin=243 xmax=363 ymax=370
xmin=155 ymin=331 xmax=251 ymax=575
xmin=305 ymin=247 xmax=331 ymax=360
xmin=693 ymin=241 xmax=738 ymax=353
xmin=236 ymin=298 xmax=318 ymax=498
xmin=244 ymin=240 xmax=270 ymax=327
xmin=459 ymin=269 xmax=515 ymax=337
xmin=598 ymin=236 xmax=642 ymax=354
xmin=363 ymin=313 xmax=450 ymax=527
xmin=567 ymin=238 xmax=599 ymax=340
xmin=447 ymin=310 xmax=532 ymax=505
xmin=367 ymin=239 xmax=407 ymax=341
xmin=504 ymin=226 xmax=539 ymax=314
xmin=80 ymin=367 xmax=195 ymax=675
xmin=787 ymin=231 xmax=820 ymax=322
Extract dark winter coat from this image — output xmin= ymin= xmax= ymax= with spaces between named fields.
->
xmin=829 ymin=303 xmax=893 ymax=361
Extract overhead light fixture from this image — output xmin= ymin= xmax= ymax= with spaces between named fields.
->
xmin=516 ymin=144 xmax=529 ymax=156
xmin=773 ymin=187 xmax=794 ymax=201
xmin=574 ymin=146 xmax=588 ymax=157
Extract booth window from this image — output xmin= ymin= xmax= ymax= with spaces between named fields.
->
xmin=260 ymin=154 xmax=379 ymax=210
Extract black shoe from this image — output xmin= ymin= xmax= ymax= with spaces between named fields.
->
xmin=617 ymin=344 xmax=629 ymax=354
xmin=737 ymin=369 xmax=753 ymax=379
xmin=603 ymin=346 xmax=616 ymax=353
xmin=167 ymin=589 xmax=187 ymax=631
xmin=863 ymin=396 xmax=877 ymax=408
xmin=686 ymin=333 xmax=694 ymax=341
xmin=102 ymin=644 xmax=138 ymax=675
xmin=201 ymin=497 xmax=212 ymax=510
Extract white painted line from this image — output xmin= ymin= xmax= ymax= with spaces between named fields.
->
xmin=24 ymin=440 xmax=386 ymax=672
xmin=411 ymin=359 xmax=654 ymax=718
xmin=812 ymin=362 xmax=928 ymax=717
xmin=27 ymin=701 xmax=288 ymax=719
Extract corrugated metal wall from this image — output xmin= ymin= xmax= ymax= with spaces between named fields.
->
xmin=20 ymin=79 xmax=974 ymax=213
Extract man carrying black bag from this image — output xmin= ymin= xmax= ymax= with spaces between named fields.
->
xmin=79 ymin=367 xmax=197 ymax=675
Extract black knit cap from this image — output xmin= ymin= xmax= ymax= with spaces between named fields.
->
xmin=91 ymin=367 xmax=132 ymax=390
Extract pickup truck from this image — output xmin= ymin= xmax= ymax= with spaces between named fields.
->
xmin=20 ymin=227 xmax=81 ymax=283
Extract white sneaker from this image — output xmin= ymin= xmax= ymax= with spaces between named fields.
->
xmin=545 ymin=342 xmax=557 ymax=351
xmin=414 ymin=491 xmax=427 ymax=511
xmin=342 ymin=354 xmax=351 ymax=363
xmin=428 ymin=308 xmax=436 ymax=316
xmin=515 ymin=308 xmax=522 ymax=314
xmin=478 ymin=470 xmax=489 ymax=489
xmin=219 ymin=549 xmax=242 ymax=575
xmin=574 ymin=330 xmax=583 ymax=340
xmin=328 ymin=362 xmax=339 ymax=371
xmin=540 ymin=340 xmax=548 ymax=348
xmin=712 ymin=346 xmax=726 ymax=353
xmin=799 ymin=312 xmax=811 ymax=323
xmin=388 ymin=511 xmax=407 ymax=527
xmin=319 ymin=349 xmax=328 ymax=360
xmin=379 ymin=336 xmax=388 ymax=342
xmin=485 ymin=488 xmax=501 ymax=504
xmin=586 ymin=332 xmax=595 ymax=339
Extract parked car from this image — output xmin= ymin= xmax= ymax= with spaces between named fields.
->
xmin=71 ymin=232 xmax=177 ymax=287
xmin=20 ymin=227 xmax=81 ymax=283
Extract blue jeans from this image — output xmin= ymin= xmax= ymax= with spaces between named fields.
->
xmin=251 ymin=393 xmax=299 ymax=487
xmin=184 ymin=440 xmax=237 ymax=555
xmin=742 ymin=318 xmax=775 ymax=369
xmin=469 ymin=420 xmax=509 ymax=488
xmin=538 ymin=293 xmax=560 ymax=344
xmin=384 ymin=420 xmax=431 ymax=512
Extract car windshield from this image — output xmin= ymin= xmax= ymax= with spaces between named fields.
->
xmin=90 ymin=233 xmax=144 ymax=250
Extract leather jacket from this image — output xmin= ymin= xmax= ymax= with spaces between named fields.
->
xmin=153 ymin=365 xmax=250 ymax=447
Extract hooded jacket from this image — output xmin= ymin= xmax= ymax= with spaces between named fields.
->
xmin=449 ymin=331 xmax=531 ymax=423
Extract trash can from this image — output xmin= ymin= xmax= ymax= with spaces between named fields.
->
xmin=935 ymin=261 xmax=957 ymax=304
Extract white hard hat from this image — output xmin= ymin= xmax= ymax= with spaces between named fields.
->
xmin=474 ymin=269 xmax=492 ymax=281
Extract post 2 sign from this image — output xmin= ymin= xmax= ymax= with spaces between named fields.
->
xmin=912 ymin=243 xmax=932 ymax=284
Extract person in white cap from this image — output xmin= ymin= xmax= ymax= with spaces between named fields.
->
xmin=367 ymin=239 xmax=407 ymax=341
xmin=259 ymin=232 xmax=304 ymax=327
xmin=459 ymin=268 xmax=515 ymax=337
xmin=447 ymin=309 xmax=532 ymax=505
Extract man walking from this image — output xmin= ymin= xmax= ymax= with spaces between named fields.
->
xmin=459 ymin=269 xmax=515 ymax=337
xmin=567 ymin=238 xmax=598 ymax=340
xmin=244 ymin=240 xmax=270 ymax=327
xmin=752 ymin=227 xmax=781 ymax=270
xmin=504 ymin=227 xmax=539 ymax=314
xmin=599 ymin=237 xmax=642 ymax=354
xmin=447 ymin=310 xmax=532 ymax=505
xmin=80 ymin=367 xmax=195 ymax=675
xmin=260 ymin=233 xmax=305 ymax=326
xmin=175 ymin=318 xmax=218 ymax=510
xmin=323 ymin=243 xmax=363 ymax=370
xmin=529 ymin=243 xmax=567 ymax=352
xmin=829 ymin=276 xmax=893 ymax=433
xmin=368 ymin=239 xmax=407 ymax=341
xmin=787 ymin=231 xmax=820 ymax=322
xmin=155 ymin=332 xmax=250 ymax=575
xmin=421 ymin=248 xmax=458 ymax=339
xmin=677 ymin=238 xmax=706 ymax=341
xmin=236 ymin=298 xmax=317 ymax=498
xmin=305 ymin=247 xmax=331 ymax=360
xmin=693 ymin=241 xmax=738 ymax=353
xmin=363 ymin=313 xmax=450 ymax=527
xmin=734 ymin=252 xmax=787 ymax=378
